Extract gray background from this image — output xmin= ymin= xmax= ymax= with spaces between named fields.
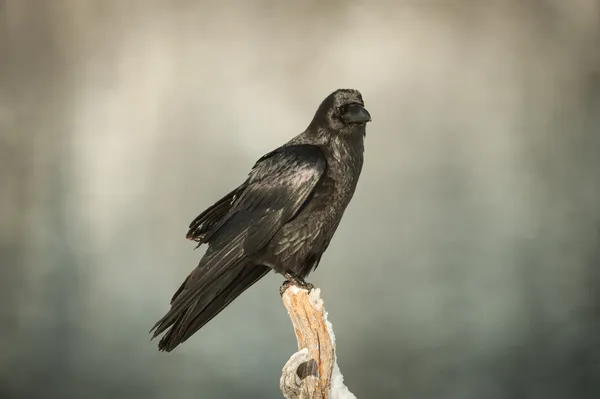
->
xmin=1 ymin=1 xmax=599 ymax=398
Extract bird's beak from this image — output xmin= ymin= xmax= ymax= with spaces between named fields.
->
xmin=342 ymin=104 xmax=372 ymax=124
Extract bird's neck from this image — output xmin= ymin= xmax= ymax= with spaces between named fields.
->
xmin=328 ymin=133 xmax=364 ymax=171
xmin=290 ymin=126 xmax=365 ymax=152
xmin=287 ymin=127 xmax=364 ymax=189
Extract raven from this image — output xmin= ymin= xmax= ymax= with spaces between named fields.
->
xmin=150 ymin=89 xmax=371 ymax=352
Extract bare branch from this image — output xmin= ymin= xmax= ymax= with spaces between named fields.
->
xmin=279 ymin=284 xmax=356 ymax=399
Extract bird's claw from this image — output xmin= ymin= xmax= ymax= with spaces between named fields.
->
xmin=297 ymin=280 xmax=314 ymax=291
xmin=280 ymin=280 xmax=293 ymax=296
xmin=281 ymin=273 xmax=314 ymax=294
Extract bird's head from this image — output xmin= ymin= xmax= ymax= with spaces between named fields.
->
xmin=308 ymin=89 xmax=371 ymax=134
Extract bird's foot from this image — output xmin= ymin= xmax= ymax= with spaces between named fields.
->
xmin=280 ymin=273 xmax=314 ymax=296
xmin=297 ymin=279 xmax=315 ymax=292
xmin=280 ymin=280 xmax=293 ymax=296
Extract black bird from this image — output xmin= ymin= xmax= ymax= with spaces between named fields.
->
xmin=150 ymin=88 xmax=371 ymax=352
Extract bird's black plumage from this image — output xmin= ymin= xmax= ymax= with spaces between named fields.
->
xmin=150 ymin=88 xmax=371 ymax=351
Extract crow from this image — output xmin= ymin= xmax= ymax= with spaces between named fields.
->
xmin=150 ymin=88 xmax=371 ymax=352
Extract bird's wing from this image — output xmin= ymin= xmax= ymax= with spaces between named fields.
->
xmin=184 ymin=143 xmax=327 ymax=290
xmin=152 ymin=145 xmax=327 ymax=348
xmin=185 ymin=144 xmax=327 ymax=249
xmin=151 ymin=144 xmax=327 ymax=338
xmin=234 ymin=143 xmax=327 ymax=251
xmin=188 ymin=144 xmax=327 ymax=254
xmin=186 ymin=185 xmax=245 ymax=244
xmin=187 ymin=143 xmax=327 ymax=293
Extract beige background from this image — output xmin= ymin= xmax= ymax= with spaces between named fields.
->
xmin=1 ymin=1 xmax=599 ymax=398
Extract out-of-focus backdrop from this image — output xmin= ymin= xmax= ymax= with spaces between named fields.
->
xmin=1 ymin=1 xmax=599 ymax=398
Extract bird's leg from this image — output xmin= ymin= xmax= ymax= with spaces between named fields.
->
xmin=280 ymin=272 xmax=314 ymax=296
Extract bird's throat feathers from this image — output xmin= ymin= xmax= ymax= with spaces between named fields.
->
xmin=289 ymin=126 xmax=365 ymax=159
xmin=325 ymin=126 xmax=365 ymax=156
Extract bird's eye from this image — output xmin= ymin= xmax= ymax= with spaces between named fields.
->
xmin=338 ymin=104 xmax=353 ymax=116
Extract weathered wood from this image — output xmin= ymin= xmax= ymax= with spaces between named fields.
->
xmin=279 ymin=283 xmax=355 ymax=399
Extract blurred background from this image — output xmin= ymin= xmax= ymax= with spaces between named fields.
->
xmin=1 ymin=1 xmax=600 ymax=398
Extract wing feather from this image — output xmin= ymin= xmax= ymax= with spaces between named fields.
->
xmin=150 ymin=144 xmax=327 ymax=343
xmin=191 ymin=144 xmax=327 ymax=254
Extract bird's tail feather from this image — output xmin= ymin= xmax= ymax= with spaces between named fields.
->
xmin=151 ymin=261 xmax=270 ymax=352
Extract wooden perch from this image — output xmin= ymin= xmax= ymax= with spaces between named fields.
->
xmin=279 ymin=283 xmax=357 ymax=399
